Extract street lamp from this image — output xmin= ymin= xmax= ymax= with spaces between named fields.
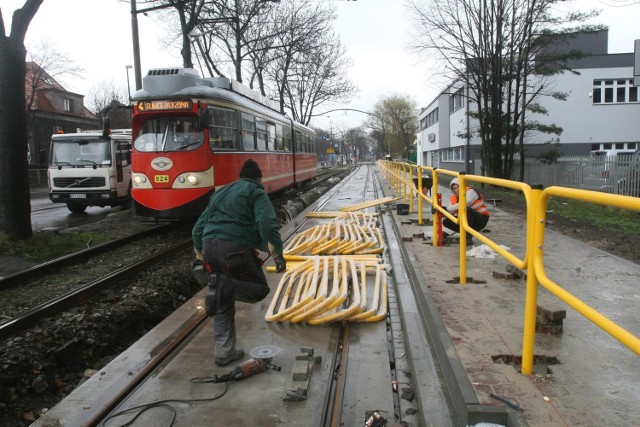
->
xmin=125 ymin=65 xmax=133 ymax=102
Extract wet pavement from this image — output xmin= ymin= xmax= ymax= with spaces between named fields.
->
xmin=30 ymin=185 xmax=126 ymax=232
xmin=378 ymin=171 xmax=640 ymax=426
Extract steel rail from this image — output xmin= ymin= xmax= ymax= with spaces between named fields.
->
xmin=29 ymin=166 xmax=361 ymax=426
xmin=0 ymin=239 xmax=192 ymax=340
xmin=71 ymin=310 xmax=209 ymax=427
xmin=77 ymin=167 xmax=359 ymax=426
xmin=0 ymin=223 xmax=177 ymax=289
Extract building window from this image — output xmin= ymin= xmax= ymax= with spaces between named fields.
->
xmin=420 ymin=108 xmax=439 ymax=130
xmin=64 ymin=98 xmax=74 ymax=112
xmin=439 ymin=147 xmax=465 ymax=163
xmin=592 ymin=79 xmax=639 ymax=104
xmin=449 ymin=88 xmax=465 ymax=113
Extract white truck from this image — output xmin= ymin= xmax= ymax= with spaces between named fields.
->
xmin=48 ymin=129 xmax=132 ymax=213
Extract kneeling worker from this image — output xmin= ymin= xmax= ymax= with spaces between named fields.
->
xmin=443 ymin=177 xmax=490 ymax=244
xmin=192 ymin=159 xmax=286 ymax=366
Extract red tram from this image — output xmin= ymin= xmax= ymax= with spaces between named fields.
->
xmin=130 ymin=68 xmax=317 ymax=218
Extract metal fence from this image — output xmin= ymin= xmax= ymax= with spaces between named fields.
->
xmin=512 ymin=153 xmax=640 ymax=197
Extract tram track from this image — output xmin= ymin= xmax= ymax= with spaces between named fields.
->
xmin=0 ymin=222 xmax=193 ymax=339
xmin=63 ymin=166 xmax=362 ymax=427
xmin=0 ymin=167 xmax=351 ymax=341
xmin=0 ymin=239 xmax=193 ymax=341
xmin=0 ymin=223 xmax=178 ymax=289
xmin=1 ymin=165 xmax=365 ymax=426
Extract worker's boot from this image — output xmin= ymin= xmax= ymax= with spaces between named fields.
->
xmin=215 ymin=347 xmax=244 ymax=367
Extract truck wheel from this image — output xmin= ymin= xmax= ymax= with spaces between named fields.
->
xmin=67 ymin=203 xmax=87 ymax=214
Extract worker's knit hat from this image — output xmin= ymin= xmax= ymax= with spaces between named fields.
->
xmin=239 ymin=159 xmax=263 ymax=179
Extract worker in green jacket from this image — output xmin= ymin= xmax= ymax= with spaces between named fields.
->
xmin=192 ymin=159 xmax=286 ymax=366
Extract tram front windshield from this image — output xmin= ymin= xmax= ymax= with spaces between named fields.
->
xmin=51 ymin=138 xmax=110 ymax=167
xmin=134 ymin=117 xmax=204 ymax=153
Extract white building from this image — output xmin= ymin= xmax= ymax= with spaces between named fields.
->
xmin=417 ymin=31 xmax=640 ymax=175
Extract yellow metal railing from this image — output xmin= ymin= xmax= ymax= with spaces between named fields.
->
xmin=378 ymin=159 xmax=640 ymax=375
xmin=528 ymin=186 xmax=640 ymax=372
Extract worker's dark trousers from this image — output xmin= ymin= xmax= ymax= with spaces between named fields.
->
xmin=202 ymin=239 xmax=270 ymax=359
xmin=443 ymin=209 xmax=489 ymax=233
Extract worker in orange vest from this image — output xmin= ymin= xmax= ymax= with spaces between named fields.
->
xmin=443 ymin=178 xmax=490 ymax=245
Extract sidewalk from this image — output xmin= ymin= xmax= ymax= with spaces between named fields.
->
xmin=380 ymin=172 xmax=640 ymax=426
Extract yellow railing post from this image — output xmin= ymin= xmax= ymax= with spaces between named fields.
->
xmin=432 ymin=170 xmax=440 ymax=247
xmin=458 ymin=173 xmax=468 ymax=284
xmin=417 ymin=169 xmax=423 ymax=225
xmin=403 ymin=163 xmax=409 ymax=201
xmin=409 ymin=164 xmax=415 ymax=212
xmin=521 ymin=185 xmax=543 ymax=375
xmin=393 ymin=162 xmax=400 ymax=193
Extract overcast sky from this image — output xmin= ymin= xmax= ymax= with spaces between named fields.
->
xmin=3 ymin=0 xmax=638 ymax=131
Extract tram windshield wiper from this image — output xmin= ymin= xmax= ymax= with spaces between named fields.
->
xmin=174 ymin=140 xmax=201 ymax=150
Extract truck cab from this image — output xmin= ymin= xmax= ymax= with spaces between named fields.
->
xmin=48 ymin=129 xmax=132 ymax=213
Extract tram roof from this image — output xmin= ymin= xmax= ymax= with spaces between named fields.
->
xmin=132 ymin=68 xmax=280 ymax=112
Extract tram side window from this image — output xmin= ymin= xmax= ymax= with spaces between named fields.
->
xmin=256 ymin=118 xmax=267 ymax=151
xmin=242 ymin=113 xmax=256 ymax=151
xmin=295 ymin=131 xmax=302 ymax=153
xmin=275 ymin=124 xmax=284 ymax=151
xmin=310 ymin=135 xmax=316 ymax=155
xmin=209 ymin=107 xmax=237 ymax=150
xmin=283 ymin=125 xmax=292 ymax=152
xmin=267 ymin=123 xmax=276 ymax=151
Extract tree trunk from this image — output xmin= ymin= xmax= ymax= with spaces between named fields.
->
xmin=0 ymin=39 xmax=33 ymax=239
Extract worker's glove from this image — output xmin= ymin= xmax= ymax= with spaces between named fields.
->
xmin=194 ymin=248 xmax=204 ymax=261
xmin=274 ymin=254 xmax=286 ymax=273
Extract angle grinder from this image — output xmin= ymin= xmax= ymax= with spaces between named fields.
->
xmin=213 ymin=345 xmax=282 ymax=383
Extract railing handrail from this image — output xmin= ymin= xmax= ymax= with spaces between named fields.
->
xmin=377 ymin=159 xmax=640 ymax=375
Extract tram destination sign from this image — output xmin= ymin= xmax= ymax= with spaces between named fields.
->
xmin=137 ymin=100 xmax=193 ymax=111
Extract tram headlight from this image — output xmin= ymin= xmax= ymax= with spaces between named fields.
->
xmin=173 ymin=167 xmax=213 ymax=189
xmin=132 ymin=174 xmax=152 ymax=188
xmin=178 ymin=174 xmax=198 ymax=185
xmin=132 ymin=175 xmax=147 ymax=185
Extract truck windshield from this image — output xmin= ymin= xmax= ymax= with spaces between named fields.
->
xmin=134 ymin=117 xmax=204 ymax=153
xmin=50 ymin=139 xmax=110 ymax=167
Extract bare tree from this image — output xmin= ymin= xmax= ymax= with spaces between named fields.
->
xmin=282 ymin=34 xmax=358 ymax=125
xmin=164 ymin=0 xmax=355 ymax=124
xmin=0 ymin=0 xmax=43 ymax=240
xmin=86 ymin=80 xmax=129 ymax=115
xmin=134 ymin=1 xmax=356 ymax=123
xmin=86 ymin=80 xmax=132 ymax=129
xmin=191 ymin=0 xmax=281 ymax=83
xmin=343 ymin=127 xmax=370 ymax=163
xmin=368 ymin=95 xmax=418 ymax=160
xmin=407 ymin=0 xmax=601 ymax=179
xmin=129 ymin=0 xmax=206 ymax=69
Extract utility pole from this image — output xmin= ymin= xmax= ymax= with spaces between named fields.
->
xmin=130 ymin=0 xmax=189 ymax=90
